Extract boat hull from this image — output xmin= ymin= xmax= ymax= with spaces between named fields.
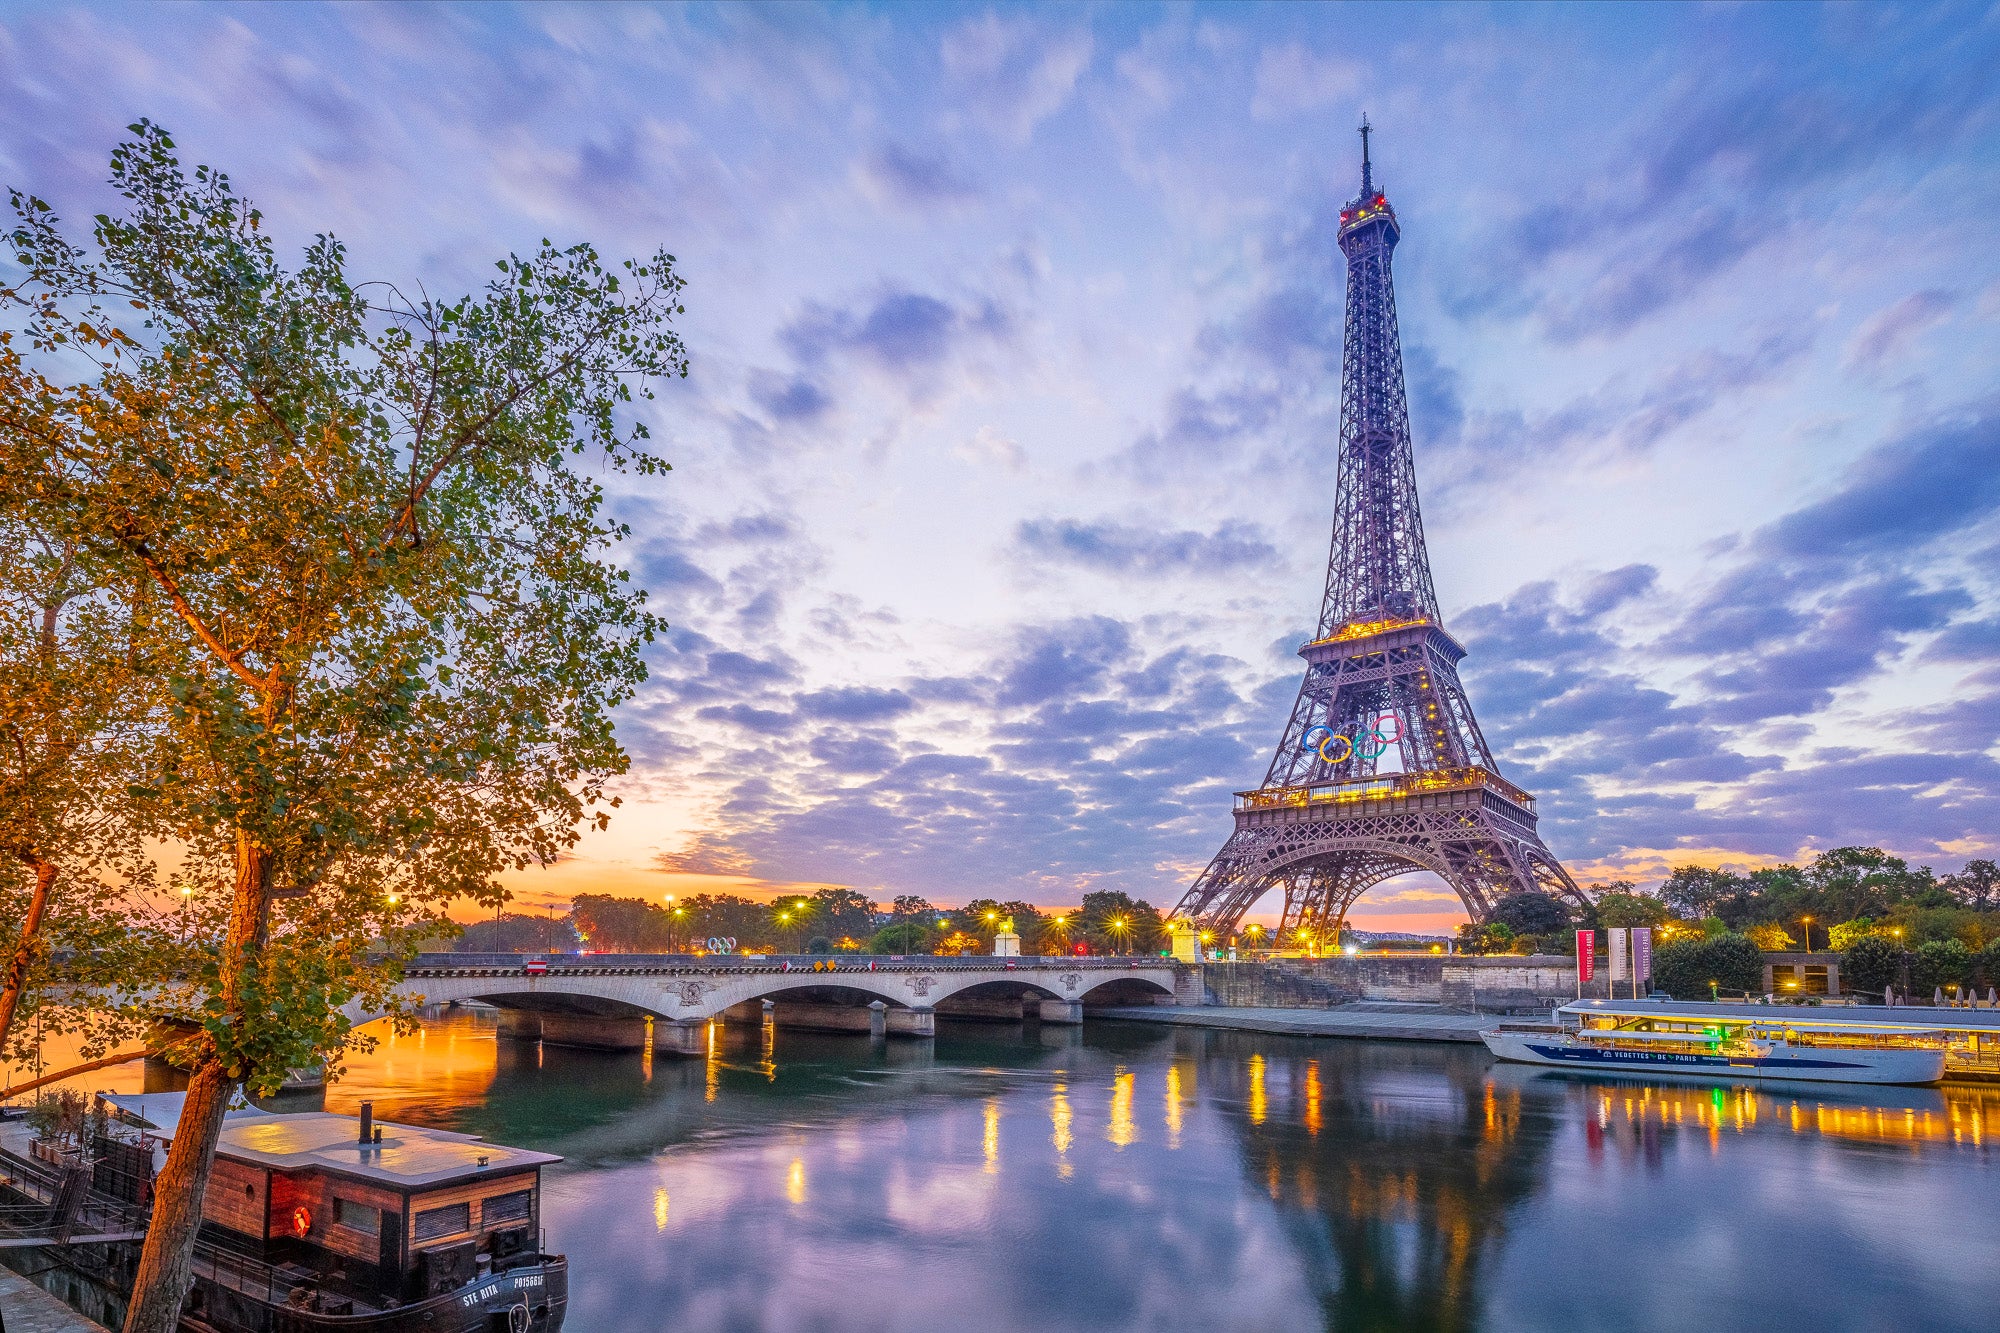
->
xmin=186 ymin=1255 xmax=567 ymax=1333
xmin=1481 ymin=1030 xmax=1945 ymax=1085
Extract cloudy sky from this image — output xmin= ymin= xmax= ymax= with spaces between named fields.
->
xmin=5 ymin=3 xmax=1997 ymax=930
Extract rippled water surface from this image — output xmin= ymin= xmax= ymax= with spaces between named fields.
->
xmin=284 ymin=1012 xmax=2000 ymax=1332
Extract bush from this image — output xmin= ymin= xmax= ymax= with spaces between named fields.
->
xmin=1909 ymin=939 xmax=1972 ymax=997
xmin=1743 ymin=922 xmax=1796 ymax=951
xmin=1651 ymin=933 xmax=1764 ymax=1000
xmin=1978 ymin=943 xmax=2000 ymax=993
xmin=805 ymin=936 xmax=833 ymax=956
xmin=1840 ymin=935 xmax=1901 ymax=998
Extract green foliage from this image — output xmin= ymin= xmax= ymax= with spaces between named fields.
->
xmin=1651 ymin=934 xmax=1764 ymax=1000
xmin=1590 ymin=890 xmax=1671 ymax=929
xmin=1454 ymin=920 xmax=1516 ymax=956
xmin=1827 ymin=918 xmax=1880 ymax=951
xmin=1079 ymin=890 xmax=1164 ymax=954
xmin=868 ymin=921 xmax=937 ymax=955
xmin=1910 ymin=939 xmax=1973 ymax=997
xmin=681 ymin=893 xmax=773 ymax=951
xmin=1743 ymin=921 xmax=1795 ymax=952
xmin=572 ymin=894 xmax=677 ymax=952
xmin=1488 ymin=890 xmax=1572 ymax=937
xmin=455 ymin=913 xmax=580 ymax=954
xmin=1839 ymin=935 xmax=1902 ymax=998
xmin=0 ymin=123 xmax=693 ymax=1326
xmin=806 ymin=887 xmax=880 ymax=945
xmin=1946 ymin=859 xmax=1998 ymax=911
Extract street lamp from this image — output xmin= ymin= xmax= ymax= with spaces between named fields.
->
xmin=1799 ymin=915 xmax=1813 ymax=955
xmin=1108 ymin=916 xmax=1130 ymax=955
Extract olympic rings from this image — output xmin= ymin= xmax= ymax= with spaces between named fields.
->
xmin=1299 ymin=713 xmax=1404 ymax=766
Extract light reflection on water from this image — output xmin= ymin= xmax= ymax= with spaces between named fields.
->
xmin=18 ymin=1010 xmax=2000 ymax=1331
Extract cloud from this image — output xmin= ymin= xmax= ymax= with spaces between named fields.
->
xmin=1016 ymin=518 xmax=1279 ymax=576
xmin=855 ymin=142 xmax=979 ymax=211
xmin=1760 ymin=404 xmax=2000 ymax=560
xmin=1844 ymin=289 xmax=1956 ymax=372
xmin=1249 ymin=43 xmax=1361 ymax=121
xmin=779 ymin=287 xmax=1010 ymax=377
xmin=940 ymin=14 xmax=1093 ymax=144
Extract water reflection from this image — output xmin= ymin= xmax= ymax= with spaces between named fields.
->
xmin=34 ymin=1009 xmax=1990 ymax=1332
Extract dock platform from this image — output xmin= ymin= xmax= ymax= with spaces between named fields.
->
xmin=0 ymin=1269 xmax=112 ymax=1333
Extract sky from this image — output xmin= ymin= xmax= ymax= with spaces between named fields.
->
xmin=3 ymin=2 xmax=1997 ymax=932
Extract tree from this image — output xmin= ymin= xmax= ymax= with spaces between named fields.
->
xmin=807 ymin=887 xmax=878 ymax=946
xmin=1 ymin=124 xmax=687 ymax=1332
xmin=1839 ymin=935 xmax=1901 ymax=999
xmin=1910 ymin=939 xmax=1973 ymax=997
xmin=1946 ymin=859 xmax=1999 ymax=911
xmin=456 ymin=913 xmax=581 ymax=954
xmin=1079 ymin=890 xmax=1165 ymax=955
xmin=1488 ymin=890 xmax=1571 ymax=938
xmin=1742 ymin=922 xmax=1796 ymax=952
xmin=867 ymin=920 xmax=938 ymax=955
xmin=572 ymin=894 xmax=675 ymax=952
xmin=1651 ymin=934 xmax=1763 ymax=1000
xmin=1658 ymin=866 xmax=1750 ymax=922
xmin=0 ymin=518 xmax=158 ymax=1063
xmin=681 ymin=894 xmax=773 ymax=952
xmin=1590 ymin=890 xmax=1672 ymax=929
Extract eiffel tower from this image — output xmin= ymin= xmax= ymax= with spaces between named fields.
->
xmin=1174 ymin=120 xmax=1582 ymax=944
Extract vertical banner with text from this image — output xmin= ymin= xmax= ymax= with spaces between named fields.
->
xmin=1631 ymin=927 xmax=1653 ymax=995
xmin=1575 ymin=929 xmax=1595 ymax=997
xmin=1609 ymin=927 xmax=1629 ymax=990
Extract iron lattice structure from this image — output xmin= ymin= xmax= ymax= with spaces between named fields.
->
xmin=1174 ymin=122 xmax=1582 ymax=943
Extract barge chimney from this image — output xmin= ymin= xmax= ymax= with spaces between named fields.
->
xmin=359 ymin=1101 xmax=373 ymax=1145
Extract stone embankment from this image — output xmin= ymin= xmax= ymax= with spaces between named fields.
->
xmin=1199 ymin=954 xmax=1588 ymax=1013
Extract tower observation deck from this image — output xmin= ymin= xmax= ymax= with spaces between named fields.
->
xmin=1172 ymin=120 xmax=1583 ymax=943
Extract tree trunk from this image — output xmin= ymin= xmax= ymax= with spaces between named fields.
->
xmin=122 ymin=839 xmax=270 ymax=1333
xmin=0 ymin=852 xmax=56 ymax=1055
xmin=119 ymin=1055 xmax=235 ymax=1332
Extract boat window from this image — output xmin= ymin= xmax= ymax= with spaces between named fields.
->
xmin=413 ymin=1202 xmax=471 ymax=1242
xmin=483 ymin=1190 xmax=532 ymax=1226
xmin=333 ymin=1197 xmax=381 ymax=1236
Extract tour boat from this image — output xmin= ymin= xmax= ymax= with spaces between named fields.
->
xmin=1481 ymin=1015 xmax=1948 ymax=1086
xmin=89 ymin=1093 xmax=570 ymax=1331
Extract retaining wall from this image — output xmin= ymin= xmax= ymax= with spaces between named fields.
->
xmin=1200 ymin=955 xmax=1593 ymax=1013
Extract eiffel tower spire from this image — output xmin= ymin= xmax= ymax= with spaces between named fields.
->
xmin=1173 ymin=126 xmax=1581 ymax=943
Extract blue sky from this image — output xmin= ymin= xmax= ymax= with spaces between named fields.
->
xmin=5 ymin=3 xmax=1997 ymax=929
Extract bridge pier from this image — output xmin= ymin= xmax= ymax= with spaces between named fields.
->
xmin=652 ymin=1018 xmax=708 ymax=1057
xmin=771 ymin=1001 xmax=877 ymax=1034
xmin=869 ymin=1001 xmax=887 ymax=1038
xmin=538 ymin=1013 xmax=649 ymax=1051
xmin=721 ymin=1000 xmax=768 ymax=1024
xmin=1038 ymin=999 xmax=1084 ymax=1025
xmin=886 ymin=1006 xmax=935 ymax=1038
xmin=937 ymin=991 xmax=1041 ymax=1022
xmin=494 ymin=1009 xmax=543 ymax=1041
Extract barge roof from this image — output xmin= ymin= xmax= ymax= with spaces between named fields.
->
xmin=103 ymin=1095 xmax=560 ymax=1189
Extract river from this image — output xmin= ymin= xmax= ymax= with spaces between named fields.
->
xmin=13 ymin=1011 xmax=2000 ymax=1331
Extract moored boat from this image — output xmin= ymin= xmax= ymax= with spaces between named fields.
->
xmin=1482 ymin=1014 xmax=1947 ymax=1086
xmin=96 ymin=1093 xmax=569 ymax=1331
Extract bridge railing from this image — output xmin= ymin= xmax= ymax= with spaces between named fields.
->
xmin=406 ymin=953 xmax=1179 ymax=974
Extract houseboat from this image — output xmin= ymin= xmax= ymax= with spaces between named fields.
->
xmin=1482 ymin=1006 xmax=1949 ymax=1086
xmin=99 ymin=1092 xmax=568 ymax=1331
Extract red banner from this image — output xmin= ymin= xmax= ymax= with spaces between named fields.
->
xmin=1575 ymin=929 xmax=1595 ymax=984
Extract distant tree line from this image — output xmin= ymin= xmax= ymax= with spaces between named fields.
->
xmin=452 ymin=887 xmax=1173 ymax=957
xmin=1450 ymin=847 xmax=2000 ymax=1001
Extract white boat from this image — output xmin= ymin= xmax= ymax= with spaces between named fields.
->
xmin=1482 ymin=1016 xmax=1948 ymax=1086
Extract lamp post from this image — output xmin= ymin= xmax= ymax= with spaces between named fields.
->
xmin=1800 ymin=915 xmax=1813 ymax=955
xmin=1108 ymin=916 xmax=1130 ymax=956
xmin=1892 ymin=927 xmax=1909 ymax=1000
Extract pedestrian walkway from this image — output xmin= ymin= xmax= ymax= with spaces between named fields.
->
xmin=1098 ymin=1003 xmax=1498 ymax=1043
xmin=0 ymin=1269 xmax=112 ymax=1333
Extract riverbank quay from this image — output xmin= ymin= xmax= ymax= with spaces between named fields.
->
xmin=1099 ymin=1002 xmax=1495 ymax=1043
xmin=0 ymin=1268 xmax=113 ymax=1333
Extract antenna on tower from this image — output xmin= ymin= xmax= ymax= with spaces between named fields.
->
xmin=1359 ymin=113 xmax=1373 ymax=195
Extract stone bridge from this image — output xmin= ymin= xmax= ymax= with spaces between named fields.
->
xmin=354 ymin=954 xmax=1193 ymax=1055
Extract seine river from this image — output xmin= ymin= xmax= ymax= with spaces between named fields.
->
xmin=18 ymin=1011 xmax=2000 ymax=1331
xmin=293 ymin=1011 xmax=2000 ymax=1333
